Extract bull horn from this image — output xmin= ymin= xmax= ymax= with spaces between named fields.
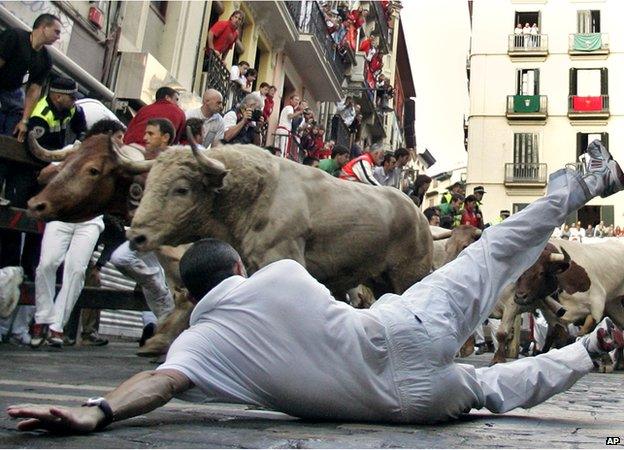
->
xmin=431 ymin=229 xmax=453 ymax=240
xmin=187 ymin=126 xmax=227 ymax=176
xmin=111 ymin=138 xmax=154 ymax=174
xmin=549 ymin=253 xmax=565 ymax=262
xmin=28 ymin=131 xmax=79 ymax=162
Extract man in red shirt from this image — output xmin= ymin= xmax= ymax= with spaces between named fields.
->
xmin=123 ymin=86 xmax=185 ymax=145
xmin=207 ymin=10 xmax=244 ymax=60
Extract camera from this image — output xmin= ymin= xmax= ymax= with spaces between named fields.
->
xmin=251 ymin=109 xmax=262 ymax=122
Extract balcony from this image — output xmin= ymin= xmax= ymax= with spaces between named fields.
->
xmin=504 ymin=163 xmax=547 ymax=187
xmin=285 ymin=1 xmax=350 ymax=101
xmin=569 ymin=33 xmax=609 ymax=56
xmin=568 ymin=95 xmax=609 ymax=120
xmin=200 ymin=49 xmax=230 ymax=106
xmin=370 ymin=1 xmax=392 ymax=54
xmin=507 ymin=34 xmax=548 ymax=58
xmin=506 ymin=95 xmax=548 ymax=121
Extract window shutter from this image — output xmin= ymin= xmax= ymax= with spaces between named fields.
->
xmin=516 ymin=69 xmax=522 ymax=95
xmin=600 ymin=68 xmax=608 ymax=95
xmin=534 ymin=69 xmax=540 ymax=95
xmin=576 ymin=132 xmax=583 ymax=158
xmin=601 ymin=205 xmax=614 ymax=227
xmin=569 ymin=68 xmax=577 ymax=96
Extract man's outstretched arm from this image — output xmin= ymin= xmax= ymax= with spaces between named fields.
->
xmin=7 ymin=369 xmax=192 ymax=434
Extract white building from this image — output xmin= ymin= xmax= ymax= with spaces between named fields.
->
xmin=466 ymin=0 xmax=624 ymax=227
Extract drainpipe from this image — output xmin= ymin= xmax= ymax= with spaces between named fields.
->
xmin=0 ymin=4 xmax=115 ymax=101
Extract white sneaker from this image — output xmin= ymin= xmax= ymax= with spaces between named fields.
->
xmin=580 ymin=140 xmax=624 ymax=198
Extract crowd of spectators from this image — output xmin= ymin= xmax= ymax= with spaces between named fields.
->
xmin=552 ymin=220 xmax=624 ymax=241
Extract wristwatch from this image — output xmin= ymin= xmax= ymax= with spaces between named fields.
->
xmin=82 ymin=397 xmax=114 ymax=430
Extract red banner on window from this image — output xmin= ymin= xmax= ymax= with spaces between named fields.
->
xmin=572 ymin=96 xmax=603 ymax=111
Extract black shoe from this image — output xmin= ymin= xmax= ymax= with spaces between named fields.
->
xmin=139 ymin=323 xmax=155 ymax=347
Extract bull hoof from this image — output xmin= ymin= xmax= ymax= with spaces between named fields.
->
xmin=459 ymin=336 xmax=475 ymax=358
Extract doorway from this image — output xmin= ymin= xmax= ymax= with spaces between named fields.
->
xmin=577 ymin=205 xmax=601 ymax=227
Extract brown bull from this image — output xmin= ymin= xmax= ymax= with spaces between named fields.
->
xmin=25 ymin=132 xmax=187 ymax=356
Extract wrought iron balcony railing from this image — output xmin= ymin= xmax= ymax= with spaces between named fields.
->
xmin=507 ymin=34 xmax=548 ymax=55
xmin=504 ymin=163 xmax=547 ymax=185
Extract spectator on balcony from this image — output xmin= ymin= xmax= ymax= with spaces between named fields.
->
xmin=318 ymin=145 xmax=349 ymax=177
xmin=229 ymin=61 xmax=249 ymax=88
xmin=275 ymin=94 xmax=303 ymax=157
xmin=339 ymin=143 xmax=385 ymax=186
xmin=299 ymin=124 xmax=316 ymax=157
xmin=124 ymin=86 xmax=185 ymax=145
xmin=460 ymin=195 xmax=484 ymax=230
xmin=241 ymin=68 xmax=257 ymax=94
xmin=262 ymin=85 xmax=276 ymax=121
xmin=299 ymin=0 xmax=315 ymax=33
xmin=336 ymin=96 xmax=356 ymax=127
xmin=373 ymin=153 xmax=397 ymax=186
xmin=302 ymin=156 xmax=319 ymax=168
xmin=522 ymin=23 xmax=531 ymax=48
xmin=332 ymin=17 xmax=348 ymax=47
xmin=207 ymin=10 xmax=244 ymax=61
xmin=313 ymin=127 xmax=326 ymax=156
xmin=222 ymin=94 xmax=264 ymax=146
xmin=530 ymin=23 xmax=539 ymax=47
xmin=514 ymin=23 xmax=523 ymax=47
xmin=349 ymin=109 xmax=362 ymax=139
xmin=585 ymin=224 xmax=595 ymax=238
xmin=423 ymin=206 xmax=441 ymax=226
xmin=184 ymin=88 xmax=224 ymax=148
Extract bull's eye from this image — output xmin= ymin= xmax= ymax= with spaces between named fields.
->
xmin=174 ymin=187 xmax=189 ymax=196
xmin=89 ymin=167 xmax=100 ymax=176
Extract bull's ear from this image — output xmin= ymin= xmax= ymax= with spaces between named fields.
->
xmin=556 ymin=261 xmax=591 ymax=294
xmin=202 ymin=171 xmax=228 ymax=190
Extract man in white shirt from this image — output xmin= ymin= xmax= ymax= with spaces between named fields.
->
xmin=275 ymin=94 xmax=303 ymax=157
xmin=8 ymin=142 xmax=624 ymax=432
xmin=222 ymin=93 xmax=264 ymax=145
xmin=373 ymin=153 xmax=397 ymax=186
xmin=229 ymin=61 xmax=249 ymax=88
xmin=184 ymin=89 xmax=225 ymax=148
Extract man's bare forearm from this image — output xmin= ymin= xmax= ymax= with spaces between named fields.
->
xmin=22 ymin=84 xmax=42 ymax=122
xmin=103 ymin=369 xmax=192 ymax=423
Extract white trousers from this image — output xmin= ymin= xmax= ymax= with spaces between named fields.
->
xmin=382 ymin=168 xmax=595 ymax=422
xmin=35 ymin=218 xmax=104 ymax=333
xmin=110 ymin=241 xmax=174 ymax=320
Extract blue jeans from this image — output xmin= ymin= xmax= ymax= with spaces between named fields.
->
xmin=0 ymin=87 xmax=24 ymax=136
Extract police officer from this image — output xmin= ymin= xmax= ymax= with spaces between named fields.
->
xmin=28 ymin=77 xmax=86 ymax=149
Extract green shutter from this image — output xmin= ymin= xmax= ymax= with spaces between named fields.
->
xmin=601 ymin=205 xmax=614 ymax=226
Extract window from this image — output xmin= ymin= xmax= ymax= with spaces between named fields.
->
xmin=577 ymin=10 xmax=600 ymax=33
xmin=513 ymin=203 xmax=529 ymax=214
xmin=516 ymin=69 xmax=539 ymax=95
xmin=513 ymin=133 xmax=539 ymax=165
xmin=576 ymin=132 xmax=608 ymax=159
xmin=514 ymin=11 xmax=540 ymax=30
xmin=569 ymin=68 xmax=607 ymax=96
xmin=150 ymin=1 xmax=168 ymax=20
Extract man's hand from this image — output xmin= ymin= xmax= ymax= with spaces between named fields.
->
xmin=7 ymin=404 xmax=104 ymax=434
xmin=13 ymin=121 xmax=27 ymax=143
xmin=242 ymin=108 xmax=253 ymax=122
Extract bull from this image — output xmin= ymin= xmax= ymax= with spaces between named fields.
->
xmin=491 ymin=239 xmax=624 ymax=368
xmin=126 ymin=140 xmax=434 ymax=298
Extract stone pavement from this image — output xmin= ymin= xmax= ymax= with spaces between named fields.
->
xmin=0 ymin=341 xmax=622 ymax=448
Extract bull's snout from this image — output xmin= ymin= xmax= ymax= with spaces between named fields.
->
xmin=514 ymin=292 xmax=531 ymax=306
xmin=129 ymin=233 xmax=148 ymax=251
xmin=27 ymin=198 xmax=49 ymax=217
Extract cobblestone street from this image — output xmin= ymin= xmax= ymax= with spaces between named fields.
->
xmin=0 ymin=341 xmax=621 ymax=448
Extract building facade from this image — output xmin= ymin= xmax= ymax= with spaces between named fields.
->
xmin=466 ymin=0 xmax=624 ymax=227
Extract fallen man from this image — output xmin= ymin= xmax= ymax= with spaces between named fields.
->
xmin=7 ymin=141 xmax=624 ymax=432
